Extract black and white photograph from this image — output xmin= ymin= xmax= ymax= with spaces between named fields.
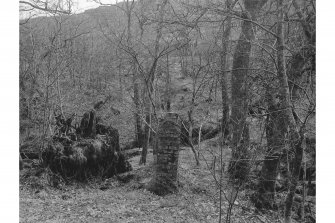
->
xmin=13 ymin=0 xmax=320 ymax=222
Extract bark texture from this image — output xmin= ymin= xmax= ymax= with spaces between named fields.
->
xmin=256 ymin=94 xmax=285 ymax=209
xmin=274 ymin=1 xmax=302 ymax=222
xmin=220 ymin=0 xmax=232 ymax=139
xmin=257 ymin=0 xmax=315 ymax=213
xmin=133 ymin=81 xmax=143 ymax=148
xmin=229 ymin=0 xmax=267 ymax=183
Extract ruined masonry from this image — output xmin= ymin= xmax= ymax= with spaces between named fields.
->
xmin=147 ymin=112 xmax=181 ymax=195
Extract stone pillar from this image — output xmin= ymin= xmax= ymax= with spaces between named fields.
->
xmin=147 ymin=113 xmax=180 ymax=195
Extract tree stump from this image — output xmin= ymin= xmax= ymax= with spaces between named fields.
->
xmin=147 ymin=113 xmax=181 ymax=196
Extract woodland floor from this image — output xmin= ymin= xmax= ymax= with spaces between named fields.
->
xmin=20 ymin=139 xmax=291 ymax=223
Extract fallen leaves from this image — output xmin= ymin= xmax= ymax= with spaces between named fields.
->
xmin=20 ymin=146 xmax=297 ymax=223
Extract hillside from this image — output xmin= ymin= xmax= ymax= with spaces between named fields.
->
xmin=19 ymin=1 xmax=234 ymax=146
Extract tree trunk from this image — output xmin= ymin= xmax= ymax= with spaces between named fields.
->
xmin=256 ymin=93 xmax=285 ymax=209
xmin=117 ymin=49 xmax=123 ymax=102
xmin=134 ymin=79 xmax=143 ymax=148
xmin=284 ymin=133 xmax=304 ymax=223
xmin=140 ymin=108 xmax=151 ymax=165
xmin=140 ymin=67 xmax=154 ymax=165
xmin=229 ymin=11 xmax=253 ymax=183
xmin=228 ymin=2 xmax=268 ymax=214
xmin=274 ymin=0 xmax=303 ymax=221
xmin=124 ymin=0 xmax=143 ymax=150
xmin=166 ymin=54 xmax=171 ymax=111
xmin=288 ymin=52 xmax=305 ymax=102
xmin=188 ymin=109 xmax=200 ymax=166
xmin=220 ymin=0 xmax=232 ymax=139
xmin=257 ymin=0 xmax=314 ymax=213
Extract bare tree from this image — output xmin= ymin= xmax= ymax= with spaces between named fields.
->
xmin=139 ymin=0 xmax=169 ymax=165
xmin=20 ymin=0 xmax=72 ymax=25
xmin=220 ymin=0 xmax=234 ymax=139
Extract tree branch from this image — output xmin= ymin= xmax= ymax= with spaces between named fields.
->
xmin=19 ymin=0 xmax=71 ymax=14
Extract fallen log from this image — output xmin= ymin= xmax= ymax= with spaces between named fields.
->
xmin=124 ymin=148 xmax=142 ymax=158
xmin=121 ymin=140 xmax=141 ymax=151
xmin=202 ymin=127 xmax=220 ymax=141
xmin=180 ymin=122 xmax=221 ymax=146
